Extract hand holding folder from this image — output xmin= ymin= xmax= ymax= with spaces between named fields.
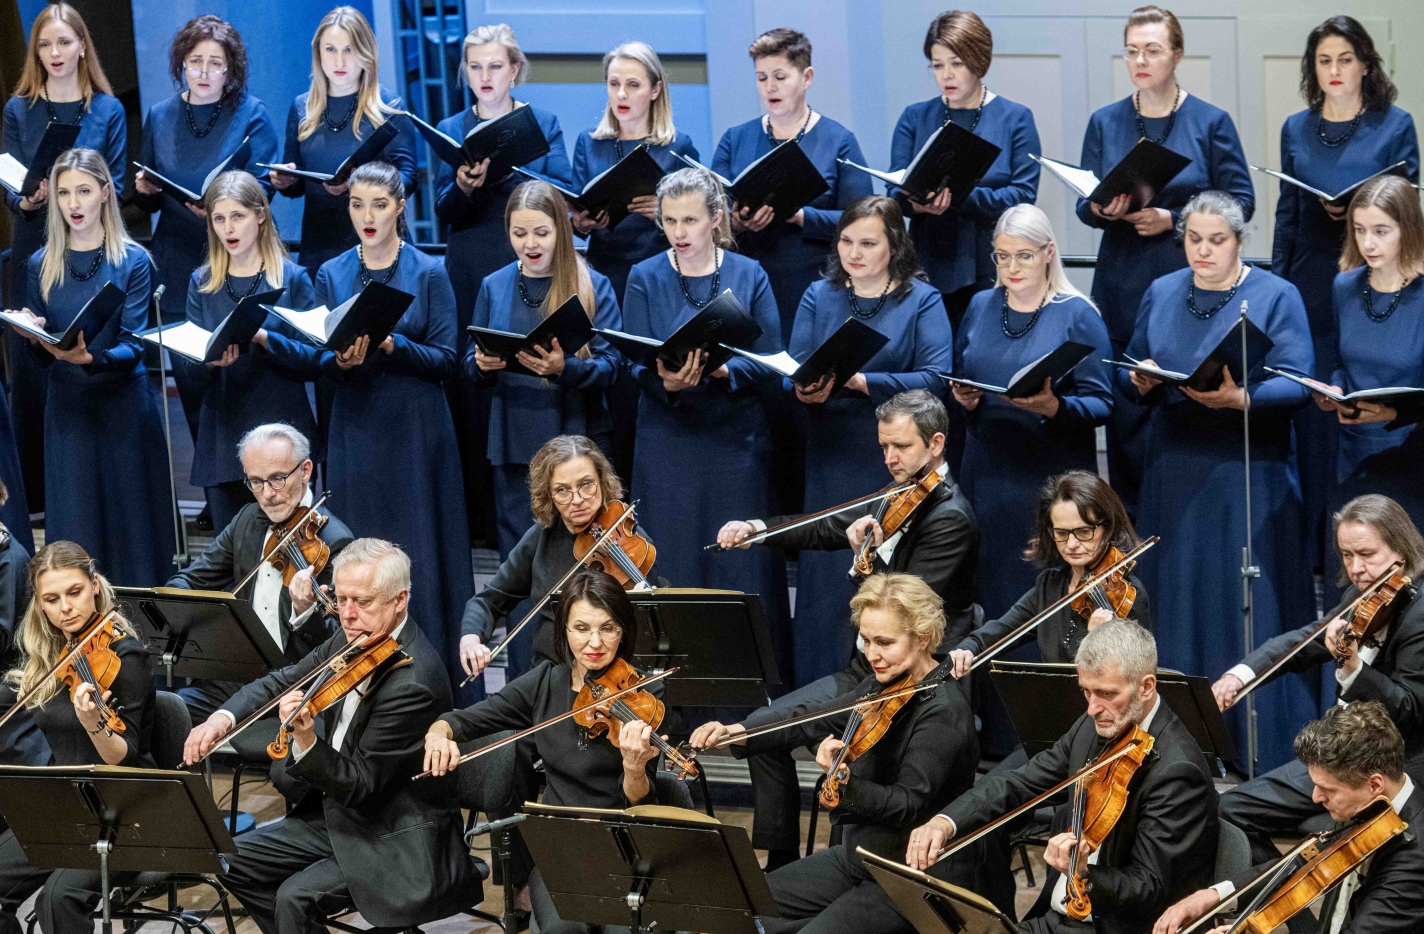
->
xmin=257 ymin=121 xmax=399 ymax=186
xmin=675 ymin=147 xmax=830 ymax=228
xmin=514 ymin=145 xmax=666 ymax=227
xmin=262 ymin=281 xmax=414 ymax=355
xmin=597 ymin=289 xmax=762 ymax=375
xmin=726 ymin=317 xmax=890 ymax=395
xmin=949 ymin=341 xmax=1095 ymax=400
xmin=468 ymin=295 xmax=595 ymax=378
xmin=1110 ymin=315 xmax=1275 ymax=395
xmin=134 ymin=136 xmax=253 ymax=207
xmin=0 ymin=122 xmax=81 ymax=198
xmin=140 ymin=289 xmax=283 ymax=364
xmin=0 ymin=281 xmax=125 ymax=352
xmin=1034 ymin=140 xmax=1191 ymax=214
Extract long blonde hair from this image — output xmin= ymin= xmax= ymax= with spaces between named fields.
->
xmin=39 ymin=149 xmax=143 ymax=301
xmin=505 ymin=181 xmax=596 ymax=358
xmin=297 ymin=7 xmax=396 ymax=141
xmin=591 ymin=42 xmax=676 ymax=147
xmin=992 ymin=204 xmax=1094 ymax=307
xmin=12 ymin=3 xmax=112 ymax=106
xmin=6 ymin=542 xmax=137 ymax=710
xmin=200 ymin=172 xmax=289 ymax=294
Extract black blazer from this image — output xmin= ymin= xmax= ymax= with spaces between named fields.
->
xmin=939 ymin=700 xmax=1218 ymax=934
xmin=167 ymin=499 xmax=354 ymax=661
xmin=222 ymin=621 xmax=479 ymax=927
xmin=1242 ymin=584 xmax=1424 ymax=762
xmin=764 ymin=480 xmax=981 ymax=645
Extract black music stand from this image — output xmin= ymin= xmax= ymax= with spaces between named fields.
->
xmin=989 ymin=661 xmax=1240 ymax=774
xmin=114 ymin=586 xmax=286 ymax=689
xmin=0 ymin=765 xmax=236 ymax=934
xmin=858 ymin=849 xmax=1017 ymax=934
xmin=517 ymin=802 xmax=777 ymax=934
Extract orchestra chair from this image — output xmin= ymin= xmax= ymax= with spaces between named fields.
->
xmin=1214 ymin=818 xmax=1252 ymax=881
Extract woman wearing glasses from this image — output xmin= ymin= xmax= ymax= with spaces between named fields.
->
xmin=950 ymin=205 xmax=1112 ymax=619
xmin=1078 ymin=5 xmax=1253 ymax=515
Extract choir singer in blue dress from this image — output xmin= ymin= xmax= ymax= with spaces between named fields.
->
xmin=6 ymin=149 xmax=175 ymax=585
xmin=1079 ymin=5 xmax=1253 ymax=514
xmin=784 ymin=196 xmax=952 ymax=686
xmin=187 ymin=172 xmax=318 ymax=530
xmin=951 ymin=205 xmax=1113 ymax=619
xmin=1119 ymin=191 xmax=1316 ymax=768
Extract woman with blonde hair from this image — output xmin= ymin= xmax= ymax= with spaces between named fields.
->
xmin=0 ymin=540 xmax=155 ymax=931
xmin=186 ymin=171 xmax=319 ymax=528
xmin=465 ymin=180 xmax=621 ymax=570
xmin=3 ymin=2 xmax=127 ymax=522
xmin=950 ymin=203 xmax=1113 ymax=619
xmin=267 ymin=6 xmax=416 ymax=280
xmin=2 ymin=149 xmax=175 ymax=586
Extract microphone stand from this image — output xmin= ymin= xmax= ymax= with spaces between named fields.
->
xmin=151 ymin=285 xmax=188 ymax=571
xmin=1238 ymin=299 xmax=1259 ymax=778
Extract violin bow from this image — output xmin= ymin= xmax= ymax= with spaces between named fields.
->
xmin=417 ymin=666 xmax=680 ymax=779
xmin=1227 ymin=561 xmax=1404 ymax=709
xmin=1176 ymin=833 xmax=1324 ymax=934
xmin=709 ymin=676 xmax=948 ymax=749
xmin=703 ymin=483 xmax=915 ymax=552
xmin=232 ymin=489 xmax=333 ymax=596
xmin=460 ymin=504 xmax=640 ymax=688
xmin=0 ymin=608 xmax=119 ymax=733
xmin=968 ymin=537 xmax=1159 ymax=673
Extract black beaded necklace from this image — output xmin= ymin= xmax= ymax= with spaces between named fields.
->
xmin=1001 ymin=287 xmax=1050 ymax=338
xmin=1133 ymin=84 xmax=1181 ymax=144
xmin=184 ymin=93 xmax=224 ymax=138
xmin=848 ymin=279 xmax=891 ymax=320
xmin=764 ymin=107 xmax=812 ymax=147
xmin=473 ymin=98 xmax=518 ymax=123
xmin=224 ymin=261 xmax=266 ymax=301
xmin=612 ymin=136 xmax=644 ymax=161
xmin=1316 ymin=107 xmax=1364 ymax=148
xmin=672 ymin=247 xmax=721 ymax=309
xmin=1363 ymin=271 xmax=1411 ymax=323
xmin=942 ymin=84 xmax=988 ymax=133
xmin=323 ymin=94 xmax=360 ymax=133
xmin=1187 ymin=264 xmax=1247 ymax=319
xmin=357 ymin=239 xmax=401 ymax=287
xmin=41 ymin=83 xmax=83 ymax=125
xmin=515 ymin=262 xmax=549 ymax=308
xmin=66 ymin=239 xmax=105 ymax=281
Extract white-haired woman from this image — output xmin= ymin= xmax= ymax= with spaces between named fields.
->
xmin=2 ymin=148 xmax=176 ymax=585
xmin=950 ymin=204 xmax=1113 ymax=618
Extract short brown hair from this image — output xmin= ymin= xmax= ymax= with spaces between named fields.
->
xmin=1332 ymin=494 xmax=1424 ymax=584
xmin=527 ymin=436 xmax=623 ymax=528
xmin=553 ymin=568 xmax=637 ymax=668
xmin=1025 ymin=471 xmax=1140 ymax=569
xmin=923 ymin=11 xmax=993 ymax=78
xmin=1294 ymin=701 xmax=1405 ymax=786
xmin=850 ymin=573 xmax=946 ymax=654
xmin=169 ymin=15 xmax=249 ymax=99
xmin=1340 ymin=175 xmax=1424 ymax=275
xmin=748 ymin=28 xmax=811 ymax=71
xmin=1124 ymin=5 xmax=1184 ymax=52
xmin=823 ymin=196 xmax=921 ymax=299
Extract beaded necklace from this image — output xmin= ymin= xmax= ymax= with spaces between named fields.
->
xmin=67 ymin=239 xmax=105 ymax=281
xmin=358 ymin=239 xmax=402 ymax=287
xmin=1133 ymin=84 xmax=1182 ymax=144
xmin=184 ymin=94 xmax=224 ymax=138
xmin=1186 ymin=264 xmax=1247 ymax=319
xmin=1001 ymin=287 xmax=1050 ymax=338
xmin=942 ymin=84 xmax=988 ymax=133
xmin=224 ymin=261 xmax=267 ymax=301
xmin=323 ymin=95 xmax=360 ymax=133
xmin=848 ymin=279 xmax=891 ymax=320
xmin=764 ymin=107 xmax=812 ymax=147
xmin=1316 ymin=107 xmax=1364 ymax=148
xmin=673 ymin=247 xmax=721 ymax=309
xmin=41 ymin=83 xmax=83 ymax=125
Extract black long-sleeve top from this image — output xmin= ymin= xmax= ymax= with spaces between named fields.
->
xmin=31 ymin=633 xmax=155 ymax=768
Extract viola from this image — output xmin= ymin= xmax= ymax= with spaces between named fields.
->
xmin=267 ymin=634 xmax=407 ymax=759
xmin=263 ymin=499 xmax=338 ymax=618
xmin=573 ymin=501 xmax=655 ymax=590
xmin=851 ymin=468 xmax=945 ymax=578
xmin=55 ymin=610 xmax=128 ymax=737
xmin=1063 ymin=723 xmax=1156 ymax=921
xmin=572 ymin=658 xmax=699 ymax=779
xmin=819 ymin=669 xmax=926 ymax=809
xmin=1334 ymin=567 xmax=1411 ymax=665
xmin=1070 ymin=545 xmax=1138 ymax=623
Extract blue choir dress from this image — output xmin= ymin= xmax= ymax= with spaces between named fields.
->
xmin=1272 ymin=105 xmax=1419 ymax=568
xmin=1078 ymin=93 xmax=1254 ymax=513
xmin=464 ymin=261 xmax=621 ymax=555
xmin=185 ymin=258 xmax=319 ymax=529
xmin=309 ymin=245 xmax=473 ymax=682
xmin=622 ymin=250 xmax=790 ymax=674
xmin=787 ymin=277 xmax=952 ymax=685
xmin=1119 ymin=266 xmax=1317 ymax=769
xmin=25 ymin=243 xmax=176 ymax=585
xmin=3 ymin=92 xmax=126 ymax=517
xmin=954 ymin=290 xmax=1114 ymax=618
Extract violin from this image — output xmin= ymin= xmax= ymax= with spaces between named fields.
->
xmin=267 ymin=634 xmax=407 ymax=759
xmin=573 ymin=501 xmax=655 ymax=590
xmin=1070 ymin=545 xmax=1138 ymax=623
xmin=851 ymin=468 xmax=945 ymax=578
xmin=1334 ymin=567 xmax=1411 ymax=665
xmin=819 ymin=669 xmax=924 ymax=809
xmin=572 ymin=657 xmax=699 ymax=779
xmin=262 ymin=498 xmax=338 ymax=618
xmin=1063 ymin=723 xmax=1156 ymax=920
xmin=55 ymin=611 xmax=128 ymax=737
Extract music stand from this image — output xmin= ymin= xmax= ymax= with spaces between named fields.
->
xmin=858 ymin=849 xmax=1017 ymax=934
xmin=114 ymin=586 xmax=286 ymax=689
xmin=517 ymin=802 xmax=777 ymax=934
xmin=0 ymin=765 xmax=236 ymax=934
xmin=989 ymin=661 xmax=1240 ymax=775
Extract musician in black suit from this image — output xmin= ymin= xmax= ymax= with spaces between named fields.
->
xmin=906 ymin=620 xmax=1219 ymax=933
xmin=715 ymin=389 xmax=978 ymax=869
xmin=1214 ymin=495 xmax=1424 ymax=869
xmin=182 ymin=538 xmax=480 ymax=934
xmin=166 ymin=423 xmax=354 ymax=722
xmin=1154 ymin=701 xmax=1424 ymax=934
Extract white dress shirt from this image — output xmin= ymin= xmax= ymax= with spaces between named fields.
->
xmin=253 ymin=488 xmax=319 ymax=647
xmin=1226 ymin=627 xmax=1386 ymax=707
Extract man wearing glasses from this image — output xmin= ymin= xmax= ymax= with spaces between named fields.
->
xmin=166 ymin=423 xmax=354 ymax=723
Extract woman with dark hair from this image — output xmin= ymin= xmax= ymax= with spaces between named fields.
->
xmin=786 ymin=195 xmax=951 ymax=684
xmin=132 ymin=15 xmax=282 ymax=466
xmin=1273 ymin=15 xmax=1418 ymax=572
xmin=426 ymin=567 xmax=664 ymax=934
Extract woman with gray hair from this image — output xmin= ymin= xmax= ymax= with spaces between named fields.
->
xmin=1117 ymin=189 xmax=1317 ymax=769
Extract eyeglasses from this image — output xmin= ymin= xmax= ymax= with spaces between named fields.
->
xmin=570 ymin=624 xmax=622 ymax=639
xmin=1051 ymin=525 xmax=1101 ymax=543
xmin=551 ymin=479 xmax=599 ymax=506
xmin=243 ymin=468 xmax=300 ymax=492
xmin=1123 ymin=46 xmax=1171 ymax=63
xmin=990 ymin=250 xmax=1041 ymax=267
xmin=185 ymin=60 xmax=228 ymax=78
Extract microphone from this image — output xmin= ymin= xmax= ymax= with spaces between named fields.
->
xmin=465 ymin=813 xmax=526 ymax=844
xmin=152 ymin=283 xmax=165 ymax=305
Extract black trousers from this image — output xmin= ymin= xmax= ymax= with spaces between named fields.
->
xmin=1020 ymin=912 xmax=1095 ymax=933
xmin=0 ymin=829 xmax=133 ymax=934
xmin=220 ymin=813 xmax=354 ymax=934
xmin=760 ymin=845 xmax=914 ymax=934
xmin=744 ymin=670 xmax=860 ymax=852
